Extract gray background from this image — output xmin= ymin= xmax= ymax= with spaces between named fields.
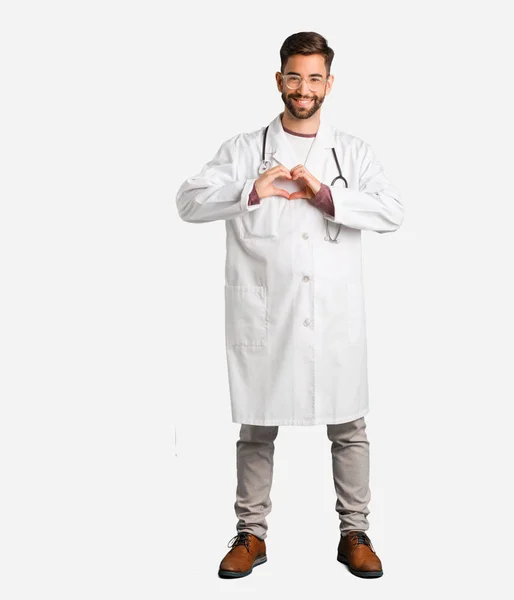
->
xmin=1 ymin=0 xmax=512 ymax=597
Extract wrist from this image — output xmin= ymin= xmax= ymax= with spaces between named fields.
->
xmin=248 ymin=182 xmax=261 ymax=205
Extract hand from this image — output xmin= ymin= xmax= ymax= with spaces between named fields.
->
xmin=288 ymin=165 xmax=321 ymax=201
xmin=255 ymin=164 xmax=292 ymax=200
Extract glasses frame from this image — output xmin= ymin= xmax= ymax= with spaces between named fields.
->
xmin=280 ymin=73 xmax=329 ymax=92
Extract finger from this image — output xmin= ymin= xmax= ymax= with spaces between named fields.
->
xmin=293 ymin=165 xmax=312 ymax=178
xmin=291 ymin=170 xmax=306 ymax=181
xmin=269 ymin=168 xmax=292 ymax=181
xmin=259 ymin=165 xmax=281 ymax=180
xmin=289 ymin=190 xmax=308 ymax=200
xmin=278 ymin=165 xmax=293 ymax=177
xmin=267 ymin=164 xmax=286 ymax=173
xmin=293 ymin=171 xmax=316 ymax=188
xmin=291 ymin=166 xmax=306 ymax=178
xmin=272 ymin=187 xmax=291 ymax=199
xmin=267 ymin=163 xmax=291 ymax=176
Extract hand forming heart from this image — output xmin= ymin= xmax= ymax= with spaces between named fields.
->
xmin=254 ymin=163 xmax=321 ymax=201
xmin=288 ymin=164 xmax=322 ymax=201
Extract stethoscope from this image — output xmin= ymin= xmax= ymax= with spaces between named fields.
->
xmin=259 ymin=125 xmax=348 ymax=243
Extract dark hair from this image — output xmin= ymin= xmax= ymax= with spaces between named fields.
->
xmin=279 ymin=32 xmax=334 ymax=75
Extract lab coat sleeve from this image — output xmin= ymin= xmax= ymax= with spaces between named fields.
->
xmin=323 ymin=142 xmax=404 ymax=233
xmin=308 ymin=183 xmax=334 ymax=216
xmin=248 ymin=182 xmax=261 ymax=206
xmin=176 ymin=135 xmax=261 ymax=223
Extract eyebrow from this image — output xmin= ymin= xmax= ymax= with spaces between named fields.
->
xmin=285 ymin=71 xmax=325 ymax=77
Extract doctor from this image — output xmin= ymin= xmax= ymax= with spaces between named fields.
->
xmin=176 ymin=31 xmax=404 ymax=579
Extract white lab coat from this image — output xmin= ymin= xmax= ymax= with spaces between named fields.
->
xmin=176 ymin=112 xmax=404 ymax=425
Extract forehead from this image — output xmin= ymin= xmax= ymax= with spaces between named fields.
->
xmin=282 ymin=53 xmax=327 ymax=75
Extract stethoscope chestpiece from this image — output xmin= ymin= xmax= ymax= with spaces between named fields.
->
xmin=258 ymin=159 xmax=272 ymax=174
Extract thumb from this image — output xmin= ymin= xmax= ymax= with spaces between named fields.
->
xmin=272 ymin=187 xmax=291 ymax=199
xmin=289 ymin=190 xmax=307 ymax=200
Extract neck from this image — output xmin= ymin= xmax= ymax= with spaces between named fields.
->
xmin=280 ymin=109 xmax=320 ymax=135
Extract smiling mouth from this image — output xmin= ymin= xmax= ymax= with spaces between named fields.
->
xmin=292 ymin=98 xmax=313 ymax=106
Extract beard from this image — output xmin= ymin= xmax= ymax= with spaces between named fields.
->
xmin=282 ymin=91 xmax=325 ymax=119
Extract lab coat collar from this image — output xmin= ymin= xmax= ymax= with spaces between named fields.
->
xmin=266 ymin=111 xmax=337 ymax=175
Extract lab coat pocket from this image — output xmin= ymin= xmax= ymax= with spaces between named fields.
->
xmin=347 ymin=283 xmax=366 ymax=345
xmin=225 ymin=285 xmax=268 ymax=347
xmin=240 ymin=197 xmax=284 ymax=240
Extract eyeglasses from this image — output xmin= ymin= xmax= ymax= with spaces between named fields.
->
xmin=281 ymin=73 xmax=328 ymax=92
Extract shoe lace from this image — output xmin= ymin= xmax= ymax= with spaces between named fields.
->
xmin=348 ymin=531 xmax=376 ymax=553
xmin=227 ymin=532 xmax=252 ymax=553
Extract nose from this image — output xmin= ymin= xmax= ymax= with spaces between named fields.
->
xmin=298 ymin=78 xmax=310 ymax=95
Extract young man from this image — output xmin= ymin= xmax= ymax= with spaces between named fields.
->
xmin=176 ymin=31 xmax=404 ymax=579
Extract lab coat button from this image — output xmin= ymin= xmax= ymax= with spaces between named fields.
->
xmin=302 ymin=232 xmax=309 ymax=239
xmin=302 ymin=276 xmax=310 ymax=282
xmin=303 ymin=318 xmax=311 ymax=327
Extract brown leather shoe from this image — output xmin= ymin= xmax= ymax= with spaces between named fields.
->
xmin=337 ymin=530 xmax=383 ymax=578
xmin=218 ymin=532 xmax=267 ymax=579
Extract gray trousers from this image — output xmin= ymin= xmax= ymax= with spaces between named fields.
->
xmin=234 ymin=417 xmax=370 ymax=540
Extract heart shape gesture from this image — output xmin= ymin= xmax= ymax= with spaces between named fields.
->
xmin=254 ymin=163 xmax=321 ymax=201
xmin=288 ymin=164 xmax=322 ymax=201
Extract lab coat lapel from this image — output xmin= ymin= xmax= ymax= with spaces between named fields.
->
xmin=266 ymin=113 xmax=299 ymax=171
xmin=266 ymin=112 xmax=336 ymax=181
xmin=301 ymin=115 xmax=336 ymax=181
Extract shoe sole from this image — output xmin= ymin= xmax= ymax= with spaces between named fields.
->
xmin=337 ymin=553 xmax=383 ymax=578
xmin=218 ymin=555 xmax=267 ymax=579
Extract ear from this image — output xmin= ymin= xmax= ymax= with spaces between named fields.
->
xmin=326 ymin=74 xmax=335 ymax=95
xmin=275 ymin=71 xmax=283 ymax=93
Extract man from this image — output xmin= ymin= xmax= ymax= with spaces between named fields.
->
xmin=176 ymin=31 xmax=404 ymax=579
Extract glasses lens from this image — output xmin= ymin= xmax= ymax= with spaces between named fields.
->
xmin=284 ymin=75 xmax=325 ymax=92
xmin=308 ymin=78 xmax=324 ymax=92
xmin=284 ymin=75 xmax=301 ymax=90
